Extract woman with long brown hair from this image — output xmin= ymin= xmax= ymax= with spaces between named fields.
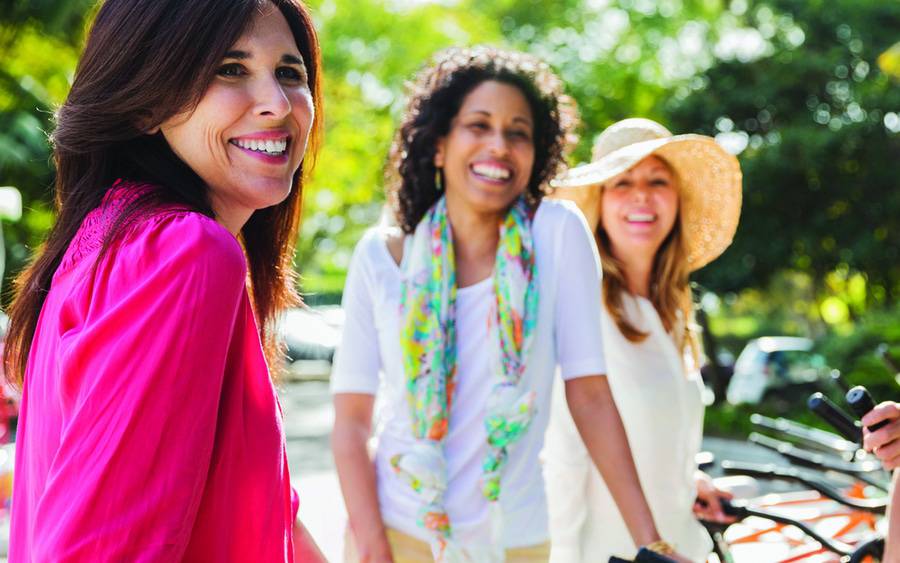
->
xmin=545 ymin=118 xmax=743 ymax=562
xmin=6 ymin=0 xmax=325 ymax=560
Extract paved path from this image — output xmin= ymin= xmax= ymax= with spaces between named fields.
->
xmin=280 ymin=380 xmax=345 ymax=560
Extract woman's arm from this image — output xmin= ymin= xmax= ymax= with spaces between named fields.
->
xmin=564 ymin=375 xmax=659 ymax=545
xmin=565 ymin=375 xmax=692 ymax=562
xmin=30 ymin=215 xmax=247 ymax=561
xmin=332 ymin=393 xmax=394 ymax=563
xmin=862 ymin=402 xmax=900 ymax=562
xmin=293 ymin=518 xmax=327 ymax=562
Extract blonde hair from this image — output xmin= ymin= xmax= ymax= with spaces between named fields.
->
xmin=595 ymin=159 xmax=700 ymax=364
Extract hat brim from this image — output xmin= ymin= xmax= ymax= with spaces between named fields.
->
xmin=551 ymin=134 xmax=742 ymax=271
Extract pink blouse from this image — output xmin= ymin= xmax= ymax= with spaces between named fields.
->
xmin=10 ymin=185 xmax=297 ymax=561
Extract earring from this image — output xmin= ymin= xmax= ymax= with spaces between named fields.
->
xmin=435 ymin=167 xmax=444 ymax=191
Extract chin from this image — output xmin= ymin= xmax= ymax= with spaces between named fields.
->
xmin=470 ymin=186 xmax=524 ymax=212
xmin=244 ymin=178 xmax=295 ymax=209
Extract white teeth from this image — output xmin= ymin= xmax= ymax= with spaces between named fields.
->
xmin=233 ymin=138 xmax=288 ymax=155
xmin=472 ymin=163 xmax=511 ymax=180
xmin=626 ymin=213 xmax=656 ymax=222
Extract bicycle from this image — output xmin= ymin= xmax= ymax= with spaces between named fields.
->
xmin=702 ymin=385 xmax=889 ymax=562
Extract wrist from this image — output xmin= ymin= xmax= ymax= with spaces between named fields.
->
xmin=634 ymin=527 xmax=662 ymax=547
xmin=643 ymin=540 xmax=675 ymax=556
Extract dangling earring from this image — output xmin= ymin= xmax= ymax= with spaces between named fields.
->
xmin=435 ymin=167 xmax=444 ymax=192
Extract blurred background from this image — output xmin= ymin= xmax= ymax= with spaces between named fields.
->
xmin=0 ymin=0 xmax=900 ymax=560
xmin=1 ymin=0 xmax=900 ymax=556
xmin=2 ymin=0 xmax=898 ymax=429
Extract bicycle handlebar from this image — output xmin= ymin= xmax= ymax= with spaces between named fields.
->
xmin=721 ymin=460 xmax=886 ymax=513
xmin=717 ymin=498 xmax=858 ymax=556
xmin=608 ymin=547 xmax=676 ymax=563
xmin=808 ymin=392 xmax=863 ymax=443
xmin=748 ymin=432 xmax=889 ymax=489
xmin=846 ymin=386 xmax=889 ymax=432
xmin=750 ymin=413 xmax=858 ymax=454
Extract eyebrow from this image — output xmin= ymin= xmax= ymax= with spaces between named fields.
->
xmin=465 ymin=109 xmax=534 ymax=127
xmin=223 ymin=50 xmax=305 ymax=66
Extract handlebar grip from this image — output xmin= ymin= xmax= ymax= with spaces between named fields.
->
xmin=807 ymin=392 xmax=862 ymax=442
xmin=608 ymin=548 xmax=676 ymax=563
xmin=718 ymin=497 xmax=748 ymax=519
xmin=634 ymin=548 xmax=677 ymax=562
xmin=846 ymin=386 xmax=889 ymax=432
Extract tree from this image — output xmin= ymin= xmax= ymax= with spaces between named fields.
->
xmin=663 ymin=0 xmax=900 ymax=305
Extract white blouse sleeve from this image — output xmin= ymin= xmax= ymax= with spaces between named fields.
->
xmin=552 ymin=203 xmax=607 ymax=380
xmin=331 ymin=231 xmax=383 ymax=395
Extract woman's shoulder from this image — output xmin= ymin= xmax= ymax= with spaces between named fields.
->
xmin=532 ymin=197 xmax=595 ymax=254
xmin=535 ymin=197 xmax=582 ymax=221
xmin=534 ymin=198 xmax=590 ymax=237
xmin=92 ymin=181 xmax=246 ymax=279
xmin=123 ymin=209 xmax=246 ymax=275
xmin=352 ymin=223 xmax=404 ymax=268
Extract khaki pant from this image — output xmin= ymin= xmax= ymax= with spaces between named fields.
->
xmin=344 ymin=527 xmax=550 ymax=562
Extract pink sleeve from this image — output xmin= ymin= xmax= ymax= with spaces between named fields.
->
xmin=31 ymin=213 xmax=247 ymax=562
xmin=291 ymin=486 xmax=300 ymax=522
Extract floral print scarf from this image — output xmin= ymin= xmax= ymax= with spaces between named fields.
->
xmin=391 ymin=196 xmax=539 ymax=561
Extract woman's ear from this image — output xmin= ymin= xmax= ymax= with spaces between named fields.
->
xmin=135 ymin=108 xmax=162 ymax=135
xmin=434 ymin=137 xmax=446 ymax=168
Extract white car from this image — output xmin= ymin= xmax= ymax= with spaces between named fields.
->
xmin=726 ymin=336 xmax=829 ymax=406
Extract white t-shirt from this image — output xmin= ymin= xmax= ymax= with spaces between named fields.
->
xmin=332 ymin=199 xmax=607 ymax=548
xmin=544 ymin=294 xmax=712 ymax=562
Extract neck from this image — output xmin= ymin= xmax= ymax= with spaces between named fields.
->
xmin=618 ymin=251 xmax=655 ymax=298
xmin=445 ymin=194 xmax=504 ymax=285
xmin=446 ymin=199 xmax=501 ymax=258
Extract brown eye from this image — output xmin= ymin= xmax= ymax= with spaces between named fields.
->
xmin=507 ymin=129 xmax=531 ymax=141
xmin=217 ymin=63 xmax=246 ymax=77
xmin=276 ymin=66 xmax=306 ymax=83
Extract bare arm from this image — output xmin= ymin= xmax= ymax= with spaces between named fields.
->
xmin=862 ymin=402 xmax=900 ymax=562
xmin=332 ymin=393 xmax=394 ymax=563
xmin=885 ymin=470 xmax=900 ymax=563
xmin=293 ymin=518 xmax=327 ymax=562
xmin=564 ymin=375 xmax=661 ymax=548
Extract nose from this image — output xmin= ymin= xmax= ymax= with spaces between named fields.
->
xmin=486 ymin=130 xmax=510 ymax=157
xmin=253 ymin=75 xmax=291 ymax=120
xmin=631 ymin=180 xmax=652 ymax=202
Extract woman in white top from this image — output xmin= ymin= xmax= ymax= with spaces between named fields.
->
xmin=545 ymin=118 xmax=744 ymax=563
xmin=331 ymin=49 xmax=692 ymax=562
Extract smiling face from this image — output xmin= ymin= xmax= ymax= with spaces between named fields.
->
xmin=434 ymin=80 xmax=536 ymax=218
xmin=159 ymin=3 xmax=315 ymax=234
xmin=600 ymin=155 xmax=679 ymax=263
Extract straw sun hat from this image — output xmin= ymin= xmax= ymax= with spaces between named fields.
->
xmin=552 ymin=118 xmax=743 ymax=271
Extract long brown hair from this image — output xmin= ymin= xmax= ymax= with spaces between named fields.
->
xmin=596 ymin=160 xmax=698 ymax=362
xmin=4 ymin=0 xmax=324 ymax=386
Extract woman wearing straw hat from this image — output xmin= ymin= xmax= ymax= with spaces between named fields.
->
xmin=544 ymin=118 xmax=742 ymax=563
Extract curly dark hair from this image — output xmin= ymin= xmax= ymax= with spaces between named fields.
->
xmin=387 ymin=45 xmax=579 ymax=233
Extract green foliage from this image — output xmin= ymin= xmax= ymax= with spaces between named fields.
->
xmin=0 ymin=14 xmax=84 ymax=293
xmin=816 ymin=304 xmax=900 ymax=403
xmin=668 ymin=0 xmax=900 ymax=303
xmin=2 ymin=0 xmax=899 ymax=322
xmin=298 ymin=0 xmax=503 ymax=296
